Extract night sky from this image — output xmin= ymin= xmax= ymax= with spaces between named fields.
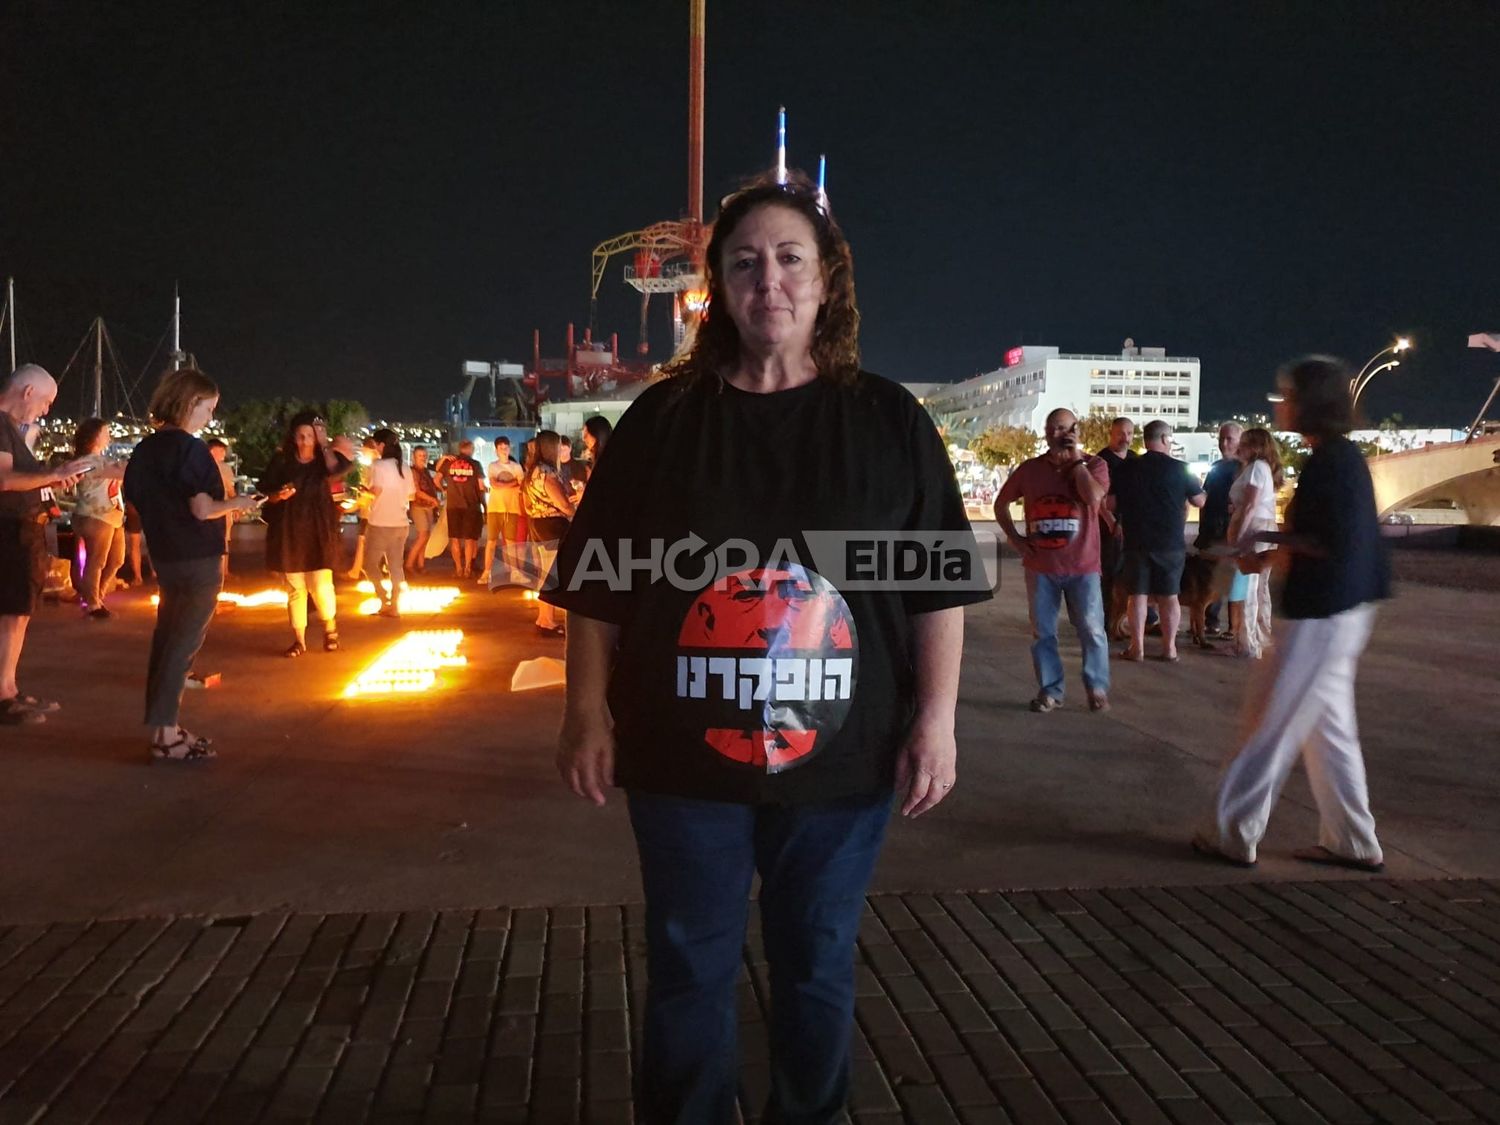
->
xmin=4 ymin=0 xmax=1497 ymax=426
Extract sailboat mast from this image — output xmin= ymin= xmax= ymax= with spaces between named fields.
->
xmin=92 ymin=318 xmax=104 ymax=418
xmin=171 ymin=284 xmax=182 ymax=370
xmin=6 ymin=277 xmax=15 ymax=374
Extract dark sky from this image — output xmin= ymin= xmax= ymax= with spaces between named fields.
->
xmin=4 ymin=0 xmax=1497 ymax=425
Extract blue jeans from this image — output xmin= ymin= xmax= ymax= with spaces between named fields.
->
xmin=145 ymin=556 xmax=223 ymax=727
xmin=627 ymin=791 xmax=891 ymax=1125
xmin=1025 ymin=569 xmax=1110 ymax=700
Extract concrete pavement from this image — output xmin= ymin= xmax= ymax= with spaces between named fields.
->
xmin=2 ymin=538 xmax=1498 ymax=1122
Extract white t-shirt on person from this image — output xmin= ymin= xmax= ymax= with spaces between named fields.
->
xmin=367 ymin=458 xmax=417 ymax=527
xmin=1229 ymin=459 xmax=1278 ymax=551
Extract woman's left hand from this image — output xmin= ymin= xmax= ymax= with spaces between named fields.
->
xmin=895 ymin=715 xmax=957 ymax=818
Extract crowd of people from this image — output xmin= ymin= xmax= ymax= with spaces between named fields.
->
xmin=0 ymin=169 xmax=1394 ymax=1122
xmin=0 ymin=359 xmax=613 ymax=738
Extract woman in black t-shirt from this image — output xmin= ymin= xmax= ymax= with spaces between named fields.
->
xmin=1195 ymin=357 xmax=1391 ymax=873
xmin=258 ymin=411 xmax=354 ymax=657
xmin=123 ymin=369 xmax=261 ymax=760
xmin=545 ymin=173 xmax=987 ymax=1124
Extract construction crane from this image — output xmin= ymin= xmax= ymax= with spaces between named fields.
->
xmin=588 ymin=0 xmax=709 ymax=358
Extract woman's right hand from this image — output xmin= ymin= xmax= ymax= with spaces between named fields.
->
xmin=557 ymin=708 xmax=615 ymax=807
xmin=272 ymin=484 xmax=297 ymax=503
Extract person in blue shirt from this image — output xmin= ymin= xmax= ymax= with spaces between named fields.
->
xmin=1194 ymin=356 xmax=1391 ymax=871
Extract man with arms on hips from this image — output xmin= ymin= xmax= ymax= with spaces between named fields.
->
xmin=994 ymin=408 xmax=1112 ymax=712
xmin=1112 ymin=419 xmax=1206 ymax=661
xmin=437 ymin=439 xmax=486 ymax=578
xmin=480 ymin=437 xmax=524 ymax=586
xmin=0 ymin=365 xmax=93 ymax=724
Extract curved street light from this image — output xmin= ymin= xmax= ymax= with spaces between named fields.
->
xmin=1349 ymin=336 xmax=1412 ymax=409
xmin=1352 ymin=359 xmax=1400 ymax=411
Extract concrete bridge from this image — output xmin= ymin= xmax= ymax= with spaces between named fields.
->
xmin=1367 ymin=433 xmax=1500 ymax=524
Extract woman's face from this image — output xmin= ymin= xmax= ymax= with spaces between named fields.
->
xmin=719 ymin=203 xmax=826 ymax=357
xmin=582 ymin=430 xmax=597 ymax=454
xmin=184 ymin=395 xmax=218 ymax=434
xmin=1235 ymin=435 xmax=1252 ymax=462
xmin=292 ymin=425 xmax=318 ymax=460
xmin=91 ymin=425 xmax=112 ymax=454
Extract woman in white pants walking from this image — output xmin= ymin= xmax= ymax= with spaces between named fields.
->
xmin=1194 ymin=357 xmax=1391 ymax=871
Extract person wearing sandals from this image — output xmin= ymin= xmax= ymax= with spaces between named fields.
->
xmin=123 ymin=368 xmax=262 ymax=760
xmin=70 ymin=418 xmax=129 ymax=619
xmin=1193 ymin=357 xmax=1391 ymax=872
xmin=364 ymin=428 xmax=415 ymax=619
xmin=259 ymin=411 xmax=354 ymax=657
xmin=1225 ymin=427 xmax=1283 ymax=659
xmin=2 ymin=365 xmax=92 ymax=727
xmin=521 ymin=430 xmax=575 ymax=636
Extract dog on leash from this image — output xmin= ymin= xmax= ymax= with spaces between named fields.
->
xmin=1106 ymin=552 xmax=1222 ymax=649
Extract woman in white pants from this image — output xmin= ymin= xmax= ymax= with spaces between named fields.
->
xmin=1194 ymin=357 xmax=1391 ymax=872
xmin=365 ymin=428 xmax=416 ymax=619
xmin=1225 ymin=427 xmax=1283 ymax=659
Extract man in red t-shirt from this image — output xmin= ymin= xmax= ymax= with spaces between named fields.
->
xmin=994 ymin=408 xmax=1112 ymax=712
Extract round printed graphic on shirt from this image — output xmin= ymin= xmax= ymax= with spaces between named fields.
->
xmin=1026 ymin=495 xmax=1083 ymax=550
xmin=674 ymin=564 xmax=858 ymax=774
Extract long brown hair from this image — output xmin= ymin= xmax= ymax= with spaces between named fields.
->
xmin=1240 ymin=426 xmax=1284 ymax=489
xmin=73 ymin=417 xmax=109 ymax=458
xmin=662 ymin=171 xmax=860 ymax=388
xmin=523 ymin=430 xmax=561 ymax=487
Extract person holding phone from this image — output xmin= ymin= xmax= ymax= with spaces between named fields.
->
xmin=993 ymin=408 xmax=1112 ymax=711
xmin=1 ymin=365 xmax=94 ymax=725
xmin=259 ymin=411 xmax=354 ymax=656
xmin=124 ymin=368 xmax=262 ymax=759
xmin=70 ymin=418 xmax=129 ymax=618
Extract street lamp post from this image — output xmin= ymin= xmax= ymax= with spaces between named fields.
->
xmin=1349 ymin=336 xmax=1412 ymax=412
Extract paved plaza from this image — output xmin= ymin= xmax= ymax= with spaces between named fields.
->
xmin=1 ymin=537 xmax=1497 ymax=1121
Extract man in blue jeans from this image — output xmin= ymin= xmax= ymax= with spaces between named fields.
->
xmin=994 ymin=408 xmax=1112 ymax=711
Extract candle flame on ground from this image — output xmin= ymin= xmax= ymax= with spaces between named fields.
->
xmin=342 ymin=630 xmax=467 ymax=698
xmin=150 ymin=589 xmax=288 ymax=608
xmin=354 ymin=582 xmax=460 ymax=616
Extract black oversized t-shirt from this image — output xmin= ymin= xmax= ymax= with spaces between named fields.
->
xmin=122 ymin=428 xmax=226 ymax=564
xmin=1281 ymin=436 xmax=1390 ymax=620
xmin=440 ymin=456 xmax=484 ymax=509
xmin=1113 ymin=450 xmax=1204 ymax=553
xmin=0 ymin=412 xmax=44 ymax=520
xmin=543 ymin=372 xmax=990 ymax=806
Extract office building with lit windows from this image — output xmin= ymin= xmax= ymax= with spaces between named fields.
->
xmin=920 ymin=345 xmax=1201 ymax=443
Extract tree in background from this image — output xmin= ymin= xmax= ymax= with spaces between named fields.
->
xmin=220 ymin=397 xmax=368 ymax=477
xmin=969 ymin=424 xmax=1040 ymax=470
xmin=1273 ymin=432 xmax=1310 ymax=476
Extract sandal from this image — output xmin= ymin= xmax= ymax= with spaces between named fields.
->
xmin=12 ymin=693 xmax=60 ymax=714
xmin=150 ymin=731 xmax=217 ymax=762
xmin=1 ymin=698 xmax=45 ymax=725
xmin=1191 ymin=832 xmax=1256 ymax=868
xmin=323 ymin=631 xmax=340 ymax=652
xmin=1029 ymin=693 xmax=1062 ymax=713
xmin=285 ymin=640 xmax=307 ymax=658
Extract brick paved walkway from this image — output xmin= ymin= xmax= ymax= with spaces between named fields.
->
xmin=1 ymin=880 xmax=1498 ymax=1124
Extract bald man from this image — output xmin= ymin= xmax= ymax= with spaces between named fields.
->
xmin=0 ymin=365 xmax=90 ymax=724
